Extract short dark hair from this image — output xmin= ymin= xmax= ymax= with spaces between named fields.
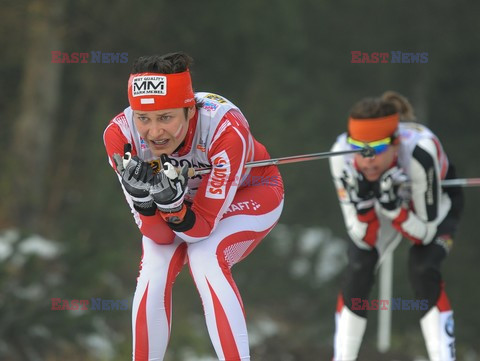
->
xmin=349 ymin=91 xmax=415 ymax=121
xmin=131 ymin=52 xmax=193 ymax=74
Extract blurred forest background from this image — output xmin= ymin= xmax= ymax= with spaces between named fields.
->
xmin=1 ymin=0 xmax=479 ymax=360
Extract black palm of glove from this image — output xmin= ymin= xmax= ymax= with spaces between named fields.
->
xmin=373 ymin=166 xmax=407 ymax=211
xmin=150 ymin=154 xmax=189 ymax=214
xmin=113 ymin=144 xmax=156 ymax=216
xmin=340 ymin=167 xmax=375 ymax=213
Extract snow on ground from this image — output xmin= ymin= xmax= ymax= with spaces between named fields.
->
xmin=249 ymin=315 xmax=280 ymax=347
xmin=0 ymin=229 xmax=17 ymax=261
xmin=270 ymin=224 xmax=348 ymax=285
xmin=0 ymin=228 xmax=62 ymax=266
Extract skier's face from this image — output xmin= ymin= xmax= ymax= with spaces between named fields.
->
xmin=354 ymin=144 xmax=398 ymax=181
xmin=133 ymin=106 xmax=195 ymax=157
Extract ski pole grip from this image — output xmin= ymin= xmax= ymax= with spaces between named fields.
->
xmin=170 ymin=166 xmax=197 ymax=178
xmin=187 ymin=168 xmax=196 ymax=178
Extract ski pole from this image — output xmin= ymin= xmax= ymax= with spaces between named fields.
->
xmin=440 ymin=178 xmax=480 ymax=188
xmin=186 ymin=146 xmax=375 ymax=177
xmin=401 ymin=178 xmax=480 ymax=188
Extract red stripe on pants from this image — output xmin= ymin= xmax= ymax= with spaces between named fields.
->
xmin=135 ymin=283 xmax=149 ymax=360
xmin=165 ymin=243 xmax=187 ymax=338
xmin=207 ymin=279 xmax=242 ymax=361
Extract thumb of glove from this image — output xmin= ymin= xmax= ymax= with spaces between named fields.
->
xmin=163 ymin=162 xmax=178 ymax=180
xmin=380 ymin=174 xmax=395 ymax=192
xmin=113 ymin=153 xmax=125 ymax=173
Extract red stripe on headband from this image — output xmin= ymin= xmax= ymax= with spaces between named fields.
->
xmin=128 ymin=71 xmax=195 ymax=111
xmin=348 ymin=113 xmax=399 ymax=142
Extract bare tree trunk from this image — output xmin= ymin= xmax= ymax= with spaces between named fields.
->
xmin=7 ymin=0 xmax=64 ymax=230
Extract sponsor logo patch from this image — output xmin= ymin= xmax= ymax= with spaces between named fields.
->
xmin=205 ymin=93 xmax=227 ymax=103
xmin=445 ymin=314 xmax=455 ymax=337
xmin=132 ymin=76 xmax=166 ymax=97
xmin=196 ymin=136 xmax=207 ymax=152
xmin=225 ymin=200 xmax=261 ymax=214
xmin=337 ymin=187 xmax=347 ymax=201
xmin=203 ymin=101 xmax=219 ymax=111
xmin=206 ymin=150 xmax=230 ymax=199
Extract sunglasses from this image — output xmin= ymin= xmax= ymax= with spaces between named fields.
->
xmin=347 ymin=136 xmax=392 ymax=155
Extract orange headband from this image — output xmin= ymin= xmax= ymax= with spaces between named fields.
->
xmin=127 ymin=71 xmax=195 ymax=111
xmin=348 ymin=113 xmax=399 ymax=142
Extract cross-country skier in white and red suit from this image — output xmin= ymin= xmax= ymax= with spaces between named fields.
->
xmin=103 ymin=52 xmax=284 ymax=361
xmin=329 ymin=91 xmax=463 ymax=361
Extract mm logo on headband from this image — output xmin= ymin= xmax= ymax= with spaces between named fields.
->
xmin=132 ymin=76 xmax=166 ymax=97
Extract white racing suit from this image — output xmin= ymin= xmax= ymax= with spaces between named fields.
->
xmin=329 ymin=123 xmax=463 ymax=361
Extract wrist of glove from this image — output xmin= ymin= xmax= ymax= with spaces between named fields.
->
xmin=150 ymin=154 xmax=189 ymax=223
xmin=374 ymin=166 xmax=408 ymax=218
xmin=113 ymin=144 xmax=157 ymax=216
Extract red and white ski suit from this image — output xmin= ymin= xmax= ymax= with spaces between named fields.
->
xmin=104 ymin=92 xmax=284 ymax=361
